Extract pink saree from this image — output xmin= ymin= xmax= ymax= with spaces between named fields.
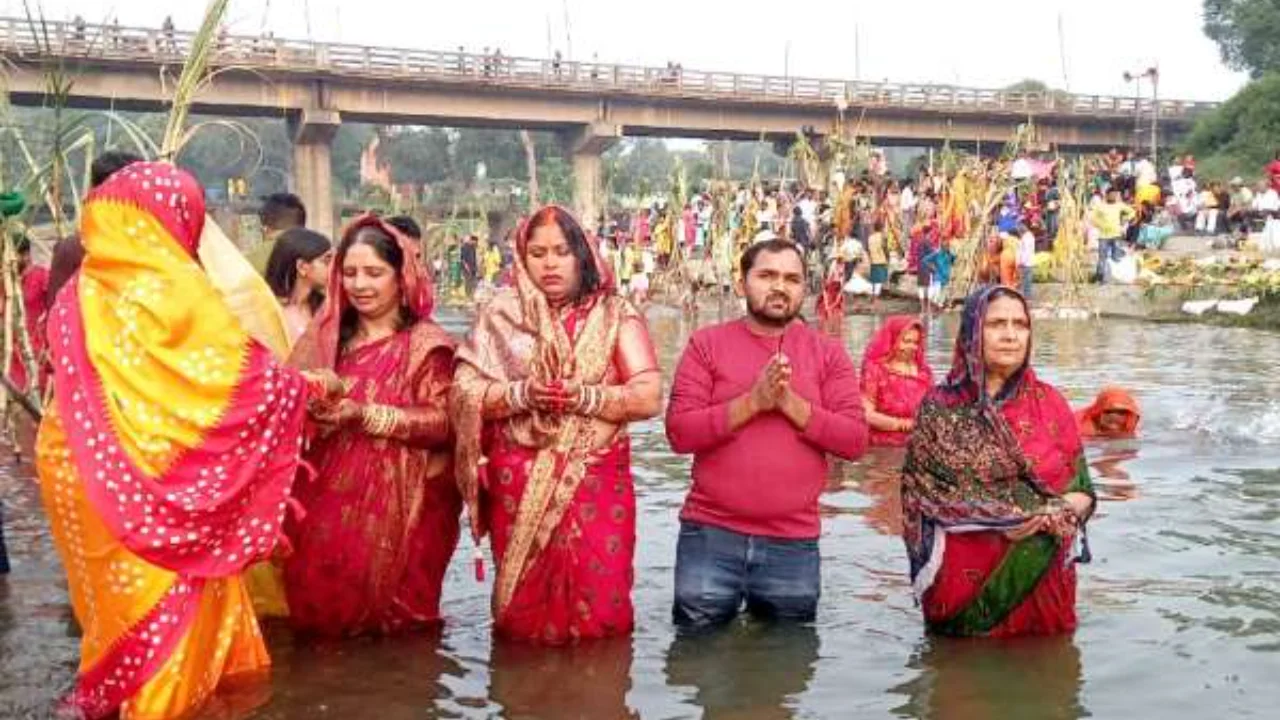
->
xmin=285 ymin=215 xmax=460 ymax=636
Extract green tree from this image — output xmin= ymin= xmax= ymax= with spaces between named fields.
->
xmin=332 ymin=124 xmax=375 ymax=194
xmin=1204 ymin=0 xmax=1280 ymax=78
xmin=1003 ymin=79 xmax=1074 ymax=106
xmin=1181 ymin=73 xmax=1280 ymax=180
xmin=379 ymin=127 xmax=453 ymax=185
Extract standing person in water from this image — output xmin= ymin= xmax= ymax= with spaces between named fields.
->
xmin=386 ymin=214 xmax=425 ymax=268
xmin=451 ymin=205 xmax=662 ymax=644
xmin=861 ymin=317 xmax=933 ymax=447
xmin=36 ymin=163 xmax=337 ymax=719
xmin=45 ymin=151 xmax=143 ymax=307
xmin=665 ymin=239 xmax=868 ymax=629
xmin=1076 ymin=388 xmax=1141 ymax=439
xmin=263 ymin=228 xmax=333 ymax=343
xmin=285 ymin=215 xmax=460 ymax=637
xmin=247 ymin=192 xmax=308 ymax=272
xmin=901 ymin=286 xmax=1096 ymax=637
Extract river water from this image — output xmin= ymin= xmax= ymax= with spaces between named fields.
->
xmin=2 ymin=306 xmax=1278 ymax=719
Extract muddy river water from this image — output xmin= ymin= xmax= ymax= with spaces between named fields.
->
xmin=2 ymin=306 xmax=1278 ymax=718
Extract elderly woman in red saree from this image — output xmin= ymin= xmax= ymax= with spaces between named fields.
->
xmin=901 ymin=286 xmax=1096 ymax=637
xmin=285 ymin=215 xmax=459 ymax=637
xmin=36 ymin=163 xmax=334 ymax=719
xmin=861 ymin=317 xmax=933 ymax=447
xmin=452 ymin=205 xmax=662 ymax=645
xmin=1076 ymin=387 xmax=1141 ymax=439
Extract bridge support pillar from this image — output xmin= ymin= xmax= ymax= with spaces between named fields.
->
xmin=562 ymin=121 xmax=621 ymax=228
xmin=288 ymin=109 xmax=341 ymax=238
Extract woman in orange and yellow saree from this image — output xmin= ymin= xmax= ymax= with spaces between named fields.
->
xmin=284 ymin=215 xmax=460 ymax=637
xmin=452 ymin=205 xmax=662 ymax=644
xmin=36 ymin=163 xmax=328 ymax=719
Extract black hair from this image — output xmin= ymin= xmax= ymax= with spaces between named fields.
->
xmin=337 ymin=224 xmax=412 ymax=348
xmin=14 ymin=234 xmax=31 ymax=255
xmin=525 ymin=206 xmax=602 ymax=302
xmin=259 ymin=192 xmax=307 ymax=231
xmin=386 ymin=215 xmax=422 ymax=240
xmin=739 ymin=238 xmax=806 ymax=279
xmin=264 ymin=227 xmax=332 ymax=312
xmin=90 ymin=151 xmax=143 ymax=188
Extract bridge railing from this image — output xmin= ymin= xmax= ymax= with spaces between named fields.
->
xmin=0 ymin=17 xmax=1219 ymax=121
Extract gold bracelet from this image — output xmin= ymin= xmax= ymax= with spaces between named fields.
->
xmin=361 ymin=404 xmax=399 ymax=436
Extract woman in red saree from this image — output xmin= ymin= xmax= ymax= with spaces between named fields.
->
xmin=285 ymin=215 xmax=460 ymax=637
xmin=861 ymin=317 xmax=933 ymax=447
xmin=901 ymin=286 xmax=1096 ymax=637
xmin=1076 ymin=387 xmax=1141 ymax=439
xmin=36 ymin=163 xmax=334 ymax=719
xmin=815 ymin=257 xmax=845 ymax=332
xmin=452 ymin=205 xmax=662 ymax=645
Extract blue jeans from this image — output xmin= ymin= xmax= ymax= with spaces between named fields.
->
xmin=1019 ymin=265 xmax=1033 ymax=301
xmin=1097 ymin=237 xmax=1121 ymax=283
xmin=673 ymin=521 xmax=820 ymax=628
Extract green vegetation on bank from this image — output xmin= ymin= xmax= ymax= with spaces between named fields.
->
xmin=1182 ymin=1 xmax=1280 ymax=181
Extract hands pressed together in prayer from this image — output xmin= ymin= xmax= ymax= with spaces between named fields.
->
xmin=734 ymin=353 xmax=811 ymax=431
xmin=525 ymin=378 xmax=578 ymax=414
xmin=1003 ymin=492 xmax=1095 ymax=542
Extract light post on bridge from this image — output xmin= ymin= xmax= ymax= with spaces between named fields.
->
xmin=1123 ymin=66 xmax=1159 ymax=167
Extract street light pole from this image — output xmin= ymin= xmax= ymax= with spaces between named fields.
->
xmin=1149 ymin=66 xmax=1159 ymax=170
xmin=1123 ymin=71 xmax=1141 ymax=156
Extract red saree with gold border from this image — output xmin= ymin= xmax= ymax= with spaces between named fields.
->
xmin=285 ymin=214 xmax=460 ymax=637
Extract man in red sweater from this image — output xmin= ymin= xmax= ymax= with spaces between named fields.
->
xmin=665 ymin=239 xmax=868 ymax=628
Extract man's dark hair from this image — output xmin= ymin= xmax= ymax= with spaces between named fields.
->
xmin=386 ymin=215 xmax=422 ymax=240
xmin=259 ymin=193 xmax=307 ymax=231
xmin=90 ymin=151 xmax=144 ymax=188
xmin=739 ymin=238 xmax=806 ymax=280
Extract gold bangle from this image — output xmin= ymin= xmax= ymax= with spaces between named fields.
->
xmin=361 ymin=404 xmax=398 ymax=436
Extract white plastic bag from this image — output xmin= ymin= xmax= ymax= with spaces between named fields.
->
xmin=843 ymin=274 xmax=873 ymax=296
xmin=1261 ymin=218 xmax=1280 ymax=255
xmin=1109 ymin=252 xmax=1139 ymax=284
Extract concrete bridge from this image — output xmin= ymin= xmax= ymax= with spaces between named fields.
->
xmin=0 ymin=17 xmax=1216 ymax=235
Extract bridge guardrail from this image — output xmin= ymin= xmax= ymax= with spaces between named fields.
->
xmin=0 ymin=17 xmax=1217 ymax=121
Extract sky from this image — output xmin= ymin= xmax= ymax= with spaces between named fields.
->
xmin=11 ymin=0 xmax=1246 ymax=103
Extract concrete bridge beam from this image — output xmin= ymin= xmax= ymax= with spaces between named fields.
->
xmin=562 ymin=121 xmax=621 ymax=227
xmin=288 ymin=109 xmax=341 ymax=238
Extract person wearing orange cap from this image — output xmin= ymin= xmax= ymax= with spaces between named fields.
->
xmin=1076 ymin=388 xmax=1141 ymax=439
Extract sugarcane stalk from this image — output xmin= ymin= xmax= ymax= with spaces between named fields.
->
xmin=160 ymin=0 xmax=232 ymax=160
xmin=0 ymin=222 xmax=42 ymax=421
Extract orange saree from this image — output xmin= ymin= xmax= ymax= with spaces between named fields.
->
xmin=36 ymin=163 xmax=313 ymax=719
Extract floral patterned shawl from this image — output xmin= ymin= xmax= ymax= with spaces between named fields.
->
xmin=900 ymin=286 xmax=1089 ymax=598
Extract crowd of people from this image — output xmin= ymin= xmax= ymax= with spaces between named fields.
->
xmin=0 ymin=151 xmax=1153 ymax=720
xmin=578 ymin=145 xmax=1280 ymax=324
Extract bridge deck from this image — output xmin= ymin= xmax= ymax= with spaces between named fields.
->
xmin=0 ymin=17 xmax=1214 ymax=121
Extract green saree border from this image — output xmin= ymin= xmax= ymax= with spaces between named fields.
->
xmin=928 ymin=456 xmax=1094 ymax=637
